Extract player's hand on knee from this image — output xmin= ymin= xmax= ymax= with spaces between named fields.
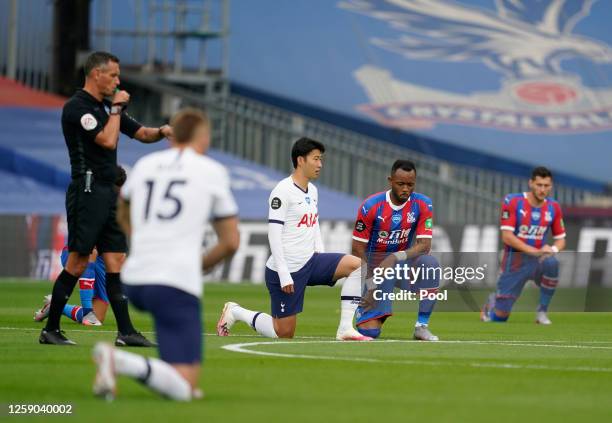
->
xmin=379 ymin=254 xmax=397 ymax=269
xmin=281 ymin=283 xmax=294 ymax=294
xmin=359 ymin=289 xmax=377 ymax=312
xmin=538 ymin=245 xmax=554 ymax=261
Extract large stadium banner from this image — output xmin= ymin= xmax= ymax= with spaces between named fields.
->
xmin=222 ymin=0 xmax=612 ymax=184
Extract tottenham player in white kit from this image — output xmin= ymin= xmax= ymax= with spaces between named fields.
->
xmin=92 ymin=109 xmax=240 ymax=401
xmin=217 ymin=137 xmax=370 ymax=341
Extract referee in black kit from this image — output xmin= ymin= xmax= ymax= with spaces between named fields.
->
xmin=40 ymin=51 xmax=172 ymax=346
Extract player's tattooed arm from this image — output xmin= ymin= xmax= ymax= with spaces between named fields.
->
xmin=378 ymin=238 xmax=432 ymax=270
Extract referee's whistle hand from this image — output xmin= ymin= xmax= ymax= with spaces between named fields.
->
xmin=112 ymin=90 xmax=130 ymax=104
xmin=281 ymin=284 xmax=294 ymax=294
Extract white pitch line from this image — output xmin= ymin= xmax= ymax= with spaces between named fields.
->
xmin=0 ymin=326 xmax=327 ymax=339
xmin=3 ymin=326 xmax=612 ymax=345
xmin=222 ymin=340 xmax=612 ymax=373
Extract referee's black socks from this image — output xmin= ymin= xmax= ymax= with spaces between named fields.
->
xmin=44 ymin=270 xmax=79 ymax=332
xmin=106 ymin=273 xmax=137 ymax=335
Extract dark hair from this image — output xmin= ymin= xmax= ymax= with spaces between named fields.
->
xmin=115 ymin=165 xmax=127 ymax=188
xmin=170 ymin=108 xmax=209 ymax=144
xmin=291 ymin=137 xmax=325 ymax=168
xmin=391 ymin=160 xmax=417 ymax=175
xmin=84 ymin=51 xmax=120 ymax=76
xmin=531 ymin=166 xmax=553 ymax=180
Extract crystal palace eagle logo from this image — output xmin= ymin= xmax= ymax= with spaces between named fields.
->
xmin=339 ymin=0 xmax=612 ymax=132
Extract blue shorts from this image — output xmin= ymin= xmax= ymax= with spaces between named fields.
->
xmin=125 ymin=284 xmax=202 ymax=364
xmin=356 ymin=255 xmax=440 ymax=326
xmin=60 ymin=249 xmax=108 ymax=303
xmin=265 ymin=253 xmax=345 ymax=318
xmin=497 ymin=256 xmax=557 ymax=299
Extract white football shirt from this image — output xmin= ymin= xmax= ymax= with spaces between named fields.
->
xmin=266 ymin=176 xmax=320 ymax=274
xmin=120 ymin=147 xmax=238 ymax=297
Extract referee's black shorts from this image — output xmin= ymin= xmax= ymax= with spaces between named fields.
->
xmin=65 ymin=178 xmax=127 ymax=255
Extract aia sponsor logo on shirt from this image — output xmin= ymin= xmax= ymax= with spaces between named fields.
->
xmin=297 ymin=213 xmax=318 ymax=228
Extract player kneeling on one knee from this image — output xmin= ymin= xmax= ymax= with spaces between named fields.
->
xmin=93 ymin=108 xmax=240 ymax=401
xmin=216 ymin=138 xmax=370 ymax=341
xmin=481 ymin=167 xmax=565 ymax=325
xmin=352 ymin=160 xmax=440 ymax=341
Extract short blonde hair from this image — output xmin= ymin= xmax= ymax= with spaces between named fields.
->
xmin=170 ymin=108 xmax=209 ymax=144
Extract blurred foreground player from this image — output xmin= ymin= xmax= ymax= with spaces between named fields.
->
xmin=34 ymin=167 xmax=127 ymax=326
xmin=217 ymin=137 xmax=370 ymax=340
xmin=353 ymin=160 xmax=440 ymax=341
xmin=92 ymin=108 xmax=239 ymax=401
xmin=40 ymin=51 xmax=170 ymax=345
xmin=481 ymin=167 xmax=566 ymax=324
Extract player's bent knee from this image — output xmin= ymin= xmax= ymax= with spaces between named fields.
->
xmin=492 ymin=310 xmax=510 ymax=322
xmin=357 ymin=327 xmax=381 ymax=339
xmin=339 ymin=254 xmax=361 ymax=272
xmin=542 ymin=256 xmax=559 ymax=272
xmin=273 ymin=317 xmax=296 ymax=338
xmin=275 ymin=327 xmax=295 ymax=338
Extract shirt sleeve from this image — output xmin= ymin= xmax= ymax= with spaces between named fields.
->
xmin=352 ymin=201 xmax=374 ymax=243
xmin=62 ymin=102 xmax=104 ymax=139
xmin=268 ymin=184 xmax=293 ymax=286
xmin=551 ymin=202 xmax=566 ymax=239
xmin=415 ymin=199 xmax=434 ymax=239
xmin=211 ymin=167 xmax=238 ymax=219
xmin=120 ymin=112 xmax=143 ymax=139
xmin=268 ymin=185 xmax=289 ymax=224
xmin=500 ymin=195 xmax=517 ymax=232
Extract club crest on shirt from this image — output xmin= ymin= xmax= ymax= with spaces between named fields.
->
xmin=545 ymin=211 xmax=552 ymax=222
xmin=392 ymin=214 xmax=401 ymax=224
xmin=406 ymin=212 xmax=416 ymax=224
xmin=532 ymin=210 xmax=541 ymax=221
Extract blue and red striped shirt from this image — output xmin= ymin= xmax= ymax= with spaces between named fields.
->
xmin=352 ymin=191 xmax=433 ymax=265
xmin=500 ymin=192 xmax=565 ymax=271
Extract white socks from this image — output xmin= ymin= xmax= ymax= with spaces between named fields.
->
xmin=113 ymin=349 xmax=192 ymax=401
xmin=337 ymin=267 xmax=362 ymax=333
xmin=233 ymin=305 xmax=278 ymax=338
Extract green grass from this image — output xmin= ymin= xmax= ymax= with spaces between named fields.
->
xmin=1 ymin=280 xmax=611 ymax=422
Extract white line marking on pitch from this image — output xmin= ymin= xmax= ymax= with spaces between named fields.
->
xmin=222 ymin=340 xmax=612 ymax=373
xmin=3 ymin=326 xmax=612 ymax=346
xmin=0 ymin=326 xmax=326 ymax=339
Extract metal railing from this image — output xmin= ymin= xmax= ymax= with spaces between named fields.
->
xmin=0 ymin=0 xmax=53 ymax=91
xmin=91 ymin=0 xmax=229 ymax=77
xmin=1 ymin=0 xmax=599 ymax=225
xmin=216 ymin=94 xmax=593 ymax=223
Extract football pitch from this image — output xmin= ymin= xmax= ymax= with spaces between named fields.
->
xmin=1 ymin=280 xmax=611 ymax=422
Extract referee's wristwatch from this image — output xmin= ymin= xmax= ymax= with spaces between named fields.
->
xmin=110 ymin=103 xmax=126 ymax=115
